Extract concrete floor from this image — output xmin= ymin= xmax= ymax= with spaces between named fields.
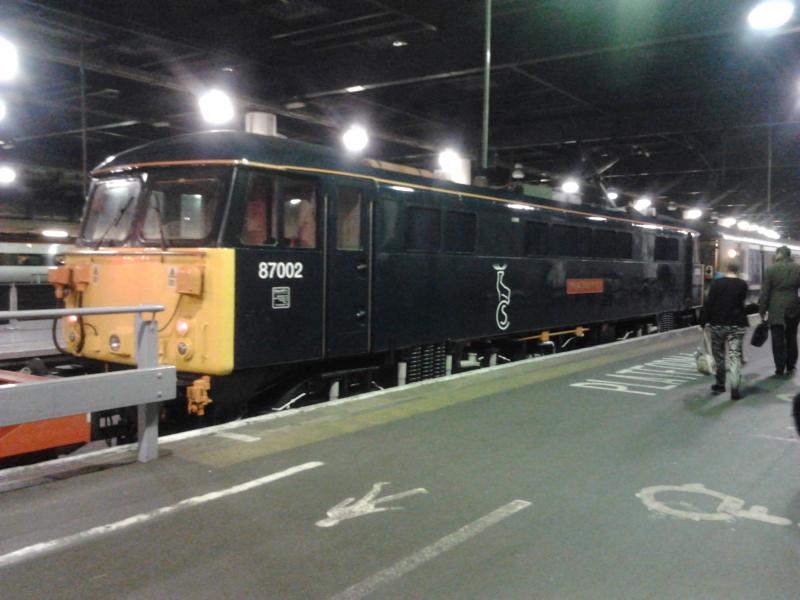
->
xmin=1 ymin=328 xmax=799 ymax=599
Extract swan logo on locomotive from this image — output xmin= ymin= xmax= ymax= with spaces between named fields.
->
xmin=494 ymin=264 xmax=511 ymax=331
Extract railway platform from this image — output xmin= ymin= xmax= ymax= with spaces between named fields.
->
xmin=1 ymin=326 xmax=799 ymax=599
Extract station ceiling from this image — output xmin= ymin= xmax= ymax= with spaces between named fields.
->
xmin=2 ymin=0 xmax=800 ymax=235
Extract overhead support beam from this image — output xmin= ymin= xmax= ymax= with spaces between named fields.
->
xmin=294 ymin=24 xmax=800 ymax=102
xmin=19 ymin=43 xmax=440 ymax=153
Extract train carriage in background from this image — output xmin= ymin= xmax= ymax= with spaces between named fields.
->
xmin=50 ymin=131 xmax=703 ymax=426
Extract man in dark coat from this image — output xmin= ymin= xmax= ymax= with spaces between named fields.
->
xmin=759 ymin=245 xmax=800 ymax=375
xmin=705 ymin=261 xmax=749 ymax=399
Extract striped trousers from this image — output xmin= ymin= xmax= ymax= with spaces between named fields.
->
xmin=709 ymin=325 xmax=747 ymax=391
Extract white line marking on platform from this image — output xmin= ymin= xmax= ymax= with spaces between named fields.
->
xmin=637 ymin=483 xmax=793 ymax=526
xmin=750 ymin=433 xmax=800 ymax=444
xmin=0 ymin=324 xmax=705 ymax=479
xmin=0 ymin=461 xmax=323 ymax=569
xmin=329 ymin=499 xmax=531 ymax=600
xmin=317 ymin=482 xmax=429 ymax=527
xmin=215 ymin=432 xmax=261 ymax=443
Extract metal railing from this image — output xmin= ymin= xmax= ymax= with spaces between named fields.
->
xmin=0 ymin=305 xmax=175 ymax=462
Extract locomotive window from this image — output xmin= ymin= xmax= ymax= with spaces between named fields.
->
xmin=444 ymin=211 xmax=476 ymax=253
xmin=592 ymin=229 xmax=616 ymax=258
xmin=337 ymin=187 xmax=362 ymax=251
xmin=83 ymin=178 xmax=142 ymax=243
xmin=405 ymin=206 xmax=441 ymax=251
xmin=0 ymin=254 xmax=45 ymax=266
xmin=654 ymin=236 xmax=679 ymax=261
xmin=142 ymin=173 xmax=226 ymax=242
xmin=551 ymin=224 xmax=591 ymax=257
xmin=524 ymin=221 xmax=548 ymax=256
xmin=281 ymin=179 xmax=317 ymax=248
xmin=616 ymin=232 xmax=633 ymax=259
xmin=240 ymin=174 xmax=278 ymax=246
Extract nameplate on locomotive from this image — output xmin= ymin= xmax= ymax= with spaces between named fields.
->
xmin=566 ymin=278 xmax=604 ymax=295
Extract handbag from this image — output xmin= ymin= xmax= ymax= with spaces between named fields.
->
xmin=751 ymin=320 xmax=769 ymax=347
xmin=695 ymin=326 xmax=716 ymax=375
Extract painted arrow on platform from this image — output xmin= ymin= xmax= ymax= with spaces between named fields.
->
xmin=316 ymin=482 xmax=429 ymax=528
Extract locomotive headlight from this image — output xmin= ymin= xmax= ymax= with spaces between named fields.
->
xmin=176 ymin=319 xmax=190 ymax=337
xmin=728 ymin=249 xmax=738 ymax=259
xmin=109 ymin=334 xmax=121 ymax=352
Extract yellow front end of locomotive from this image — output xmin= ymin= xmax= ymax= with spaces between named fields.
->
xmin=52 ymin=248 xmax=235 ymax=375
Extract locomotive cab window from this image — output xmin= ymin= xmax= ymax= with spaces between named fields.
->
xmin=281 ymin=178 xmax=317 ymax=248
xmin=444 ymin=211 xmax=476 ymax=253
xmin=336 ymin=187 xmax=362 ymax=251
xmin=239 ymin=173 xmax=318 ymax=249
xmin=83 ymin=177 xmax=142 ymax=243
xmin=141 ymin=170 xmax=228 ymax=244
xmin=405 ymin=206 xmax=441 ymax=251
xmin=241 ymin=174 xmax=278 ymax=246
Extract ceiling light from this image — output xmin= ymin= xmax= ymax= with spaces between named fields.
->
xmin=511 ymin=163 xmax=525 ymax=180
xmin=198 ymin=89 xmax=235 ymax=125
xmin=0 ymin=37 xmax=18 ymax=81
xmin=438 ymin=148 xmax=461 ymax=173
xmin=392 ymin=40 xmax=408 ymax=47
xmin=289 ymin=198 xmax=302 ymax=205
xmin=345 ymin=85 xmax=366 ymax=93
xmin=42 ymin=229 xmax=69 ymax=238
xmin=390 ymin=185 xmax=415 ymax=193
xmin=0 ymin=165 xmax=16 ymax=184
xmin=747 ymin=223 xmax=760 ymax=232
xmin=633 ymin=196 xmax=652 ymax=212
xmin=285 ymin=101 xmax=306 ymax=110
xmin=606 ymin=191 xmax=619 ymax=202
xmin=720 ymin=217 xmax=737 ymax=228
xmin=561 ymin=179 xmax=580 ymax=194
xmin=683 ymin=208 xmax=703 ymax=220
xmin=748 ymin=1 xmax=795 ymax=30
xmin=737 ymin=220 xmax=751 ymax=230
xmin=342 ymin=124 xmax=369 ymax=152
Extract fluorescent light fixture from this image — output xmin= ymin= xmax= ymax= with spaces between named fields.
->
xmin=42 ymin=229 xmax=69 ymax=238
xmin=198 ymin=89 xmax=235 ymax=125
xmin=0 ymin=165 xmax=15 ymax=184
xmin=390 ymin=185 xmax=414 ymax=193
xmin=606 ymin=191 xmax=619 ymax=202
xmin=438 ymin=148 xmax=461 ymax=174
xmin=345 ymin=85 xmax=366 ymax=93
xmin=720 ymin=217 xmax=737 ymax=228
xmin=507 ymin=203 xmax=536 ymax=211
xmin=0 ymin=37 xmax=18 ymax=81
xmin=722 ymin=232 xmax=797 ymax=251
xmin=683 ymin=208 xmax=703 ymax=220
xmin=748 ymin=0 xmax=795 ymax=30
xmin=284 ymin=101 xmax=306 ymax=110
xmin=392 ymin=40 xmax=408 ymax=47
xmin=632 ymin=197 xmax=652 ymax=212
xmin=737 ymin=220 xmax=751 ymax=231
xmin=289 ymin=198 xmax=302 ymax=205
xmin=635 ymin=223 xmax=662 ymax=230
xmin=342 ymin=124 xmax=369 ymax=152
xmin=588 ymin=216 xmax=608 ymax=222
xmin=561 ymin=179 xmax=580 ymax=194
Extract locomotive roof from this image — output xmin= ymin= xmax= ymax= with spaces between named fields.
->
xmin=95 ymin=131 xmax=695 ymax=233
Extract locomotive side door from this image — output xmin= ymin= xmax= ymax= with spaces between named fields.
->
xmin=325 ymin=181 xmax=374 ymax=356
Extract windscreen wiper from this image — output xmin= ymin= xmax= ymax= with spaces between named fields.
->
xmin=93 ymin=195 xmax=135 ymax=249
xmin=148 ymin=195 xmax=168 ymax=250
